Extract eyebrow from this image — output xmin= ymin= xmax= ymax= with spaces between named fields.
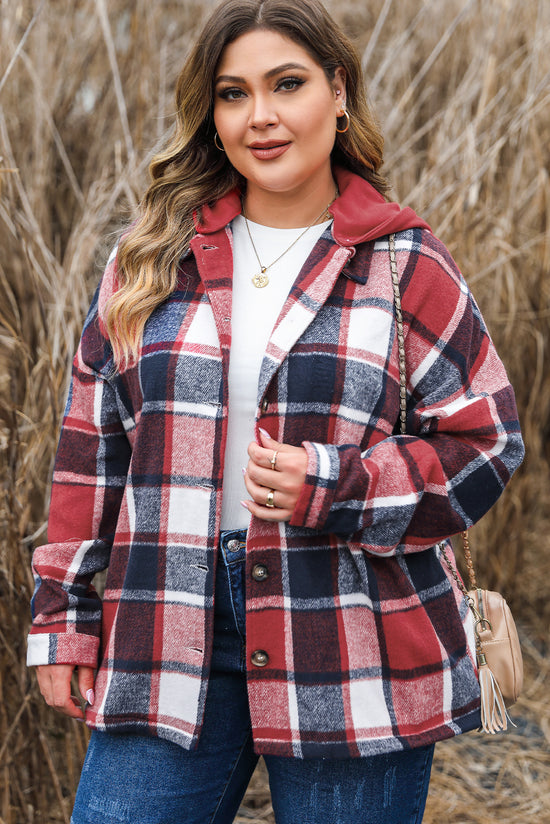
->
xmin=215 ymin=62 xmax=310 ymax=85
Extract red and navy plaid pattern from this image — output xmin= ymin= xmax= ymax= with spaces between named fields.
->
xmin=28 ymin=169 xmax=524 ymax=757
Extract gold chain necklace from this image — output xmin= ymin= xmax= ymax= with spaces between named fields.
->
xmin=242 ymin=191 xmax=338 ymax=289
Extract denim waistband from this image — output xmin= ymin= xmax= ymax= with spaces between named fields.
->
xmin=219 ymin=528 xmax=247 ymax=565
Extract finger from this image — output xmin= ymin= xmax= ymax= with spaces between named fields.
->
xmin=243 ymin=471 xmax=293 ymax=511
xmin=36 ymin=665 xmax=55 ymax=706
xmin=249 ymin=437 xmax=306 ymax=470
xmin=256 ymin=430 xmax=294 ymax=468
xmin=248 ymin=440 xmax=282 ymax=471
xmin=61 ymin=698 xmax=86 ymax=720
xmin=244 ymin=460 xmax=278 ymax=491
xmin=36 ymin=664 xmax=85 ymax=720
xmin=246 ymin=453 xmax=307 ymax=494
xmin=241 ymin=498 xmax=292 ymax=522
xmin=258 ymin=428 xmax=282 ymax=450
xmin=77 ymin=666 xmax=96 ymax=706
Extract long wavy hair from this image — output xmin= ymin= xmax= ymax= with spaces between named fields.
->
xmin=106 ymin=0 xmax=388 ymax=367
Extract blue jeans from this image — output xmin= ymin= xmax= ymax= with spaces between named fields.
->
xmin=72 ymin=530 xmax=434 ymax=824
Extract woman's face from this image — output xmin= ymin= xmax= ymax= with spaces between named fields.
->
xmin=213 ymin=29 xmax=346 ymax=207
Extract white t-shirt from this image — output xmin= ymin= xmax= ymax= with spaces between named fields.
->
xmin=220 ymin=215 xmax=332 ymax=530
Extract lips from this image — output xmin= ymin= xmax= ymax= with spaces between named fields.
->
xmin=248 ymin=141 xmax=291 ymax=160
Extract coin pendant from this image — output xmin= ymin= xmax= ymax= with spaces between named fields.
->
xmin=252 ymin=270 xmax=269 ymax=288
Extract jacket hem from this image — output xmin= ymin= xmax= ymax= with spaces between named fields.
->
xmin=82 ymin=706 xmax=481 ymax=758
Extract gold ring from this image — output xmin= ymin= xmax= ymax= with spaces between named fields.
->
xmin=270 ymin=450 xmax=279 ymax=470
xmin=265 ymin=489 xmax=275 ymax=508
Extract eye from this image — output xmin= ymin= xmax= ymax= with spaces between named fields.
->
xmin=276 ymin=76 xmax=305 ymax=92
xmin=217 ymin=87 xmax=246 ymax=101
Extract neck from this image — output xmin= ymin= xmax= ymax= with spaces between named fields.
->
xmin=242 ymin=177 xmax=337 ymax=229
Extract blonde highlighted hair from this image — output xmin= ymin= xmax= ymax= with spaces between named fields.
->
xmin=106 ymin=0 xmax=388 ymax=367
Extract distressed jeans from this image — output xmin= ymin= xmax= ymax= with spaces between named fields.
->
xmin=71 ymin=529 xmax=434 ymax=824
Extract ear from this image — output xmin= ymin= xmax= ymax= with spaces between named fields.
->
xmin=333 ymin=66 xmax=347 ymax=111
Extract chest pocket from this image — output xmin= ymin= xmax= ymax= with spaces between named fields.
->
xmin=140 ymin=296 xmax=223 ymax=407
xmin=285 ymin=300 xmax=394 ymax=408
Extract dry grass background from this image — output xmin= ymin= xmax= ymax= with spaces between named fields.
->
xmin=0 ymin=0 xmax=548 ymax=821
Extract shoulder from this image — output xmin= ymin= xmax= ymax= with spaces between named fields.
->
xmin=391 ymin=228 xmax=469 ymax=306
xmin=96 ymin=241 xmax=122 ymax=331
xmin=77 ymin=241 xmax=122 ymax=374
xmin=392 ymin=228 xmax=461 ymax=280
xmin=387 ymin=229 xmax=489 ymax=348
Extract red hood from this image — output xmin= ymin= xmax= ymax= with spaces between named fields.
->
xmin=328 ymin=167 xmax=430 ymax=243
xmin=194 ymin=166 xmax=430 ymax=245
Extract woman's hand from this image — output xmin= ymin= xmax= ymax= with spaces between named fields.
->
xmin=243 ymin=429 xmax=308 ymax=522
xmin=36 ymin=664 xmax=95 ymax=721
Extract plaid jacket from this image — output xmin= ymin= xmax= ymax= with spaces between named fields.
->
xmin=28 ymin=168 xmax=524 ymax=757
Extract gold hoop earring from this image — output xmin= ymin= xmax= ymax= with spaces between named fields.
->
xmin=214 ymin=132 xmax=225 ymax=151
xmin=336 ymin=110 xmax=350 ymax=134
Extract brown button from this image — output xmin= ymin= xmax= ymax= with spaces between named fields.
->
xmin=251 ymin=564 xmax=269 ymax=582
xmin=261 ymin=399 xmax=269 ymax=413
xmin=251 ymin=650 xmax=269 ymax=667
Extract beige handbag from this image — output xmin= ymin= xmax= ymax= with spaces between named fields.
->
xmin=469 ymin=586 xmax=523 ymax=708
xmin=439 ymin=536 xmax=523 ymax=732
xmin=389 ymin=233 xmax=523 ymax=733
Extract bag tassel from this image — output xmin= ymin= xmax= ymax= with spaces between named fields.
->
xmin=477 ymin=649 xmax=509 ymax=734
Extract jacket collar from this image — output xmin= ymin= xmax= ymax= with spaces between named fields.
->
xmin=193 ymin=166 xmax=430 ymax=245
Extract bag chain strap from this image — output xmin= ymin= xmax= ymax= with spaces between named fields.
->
xmin=388 ymin=233 xmax=478 ymax=594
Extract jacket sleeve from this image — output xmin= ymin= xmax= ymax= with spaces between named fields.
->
xmin=290 ymin=233 xmax=525 ymax=554
xmin=27 ymin=246 xmax=132 ymax=666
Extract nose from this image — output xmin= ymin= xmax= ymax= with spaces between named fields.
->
xmin=248 ymin=93 xmax=278 ymax=129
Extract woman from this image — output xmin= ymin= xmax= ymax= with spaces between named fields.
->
xmin=28 ymin=0 xmax=524 ymax=821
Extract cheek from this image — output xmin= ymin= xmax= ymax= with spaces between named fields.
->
xmin=294 ymin=92 xmax=337 ymax=138
xmin=214 ymin=106 xmax=244 ymax=146
xmin=299 ymin=107 xmax=337 ymax=153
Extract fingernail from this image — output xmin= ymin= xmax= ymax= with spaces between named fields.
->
xmin=86 ymin=689 xmax=95 ymax=705
xmin=259 ymin=427 xmax=269 ymax=438
xmin=242 ymin=467 xmax=247 ymax=476
xmin=240 ymin=501 xmax=250 ymax=510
